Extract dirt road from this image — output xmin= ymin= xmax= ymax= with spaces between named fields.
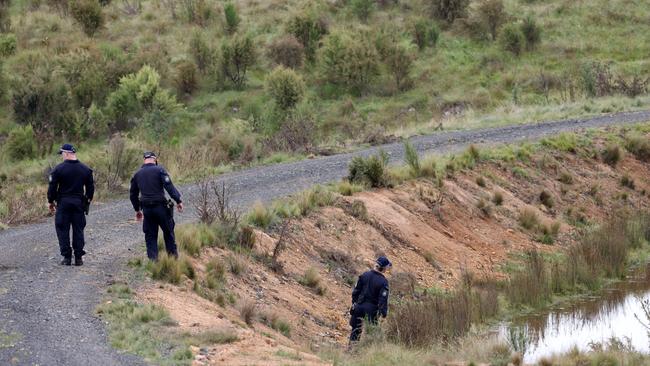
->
xmin=1 ymin=110 xmax=649 ymax=365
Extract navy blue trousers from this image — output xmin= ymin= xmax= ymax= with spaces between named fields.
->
xmin=349 ymin=303 xmax=379 ymax=342
xmin=142 ymin=204 xmax=177 ymax=260
xmin=55 ymin=197 xmax=86 ymax=259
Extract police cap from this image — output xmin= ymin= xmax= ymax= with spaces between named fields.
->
xmin=143 ymin=151 xmax=157 ymax=159
xmin=376 ymin=256 xmax=391 ymax=269
xmin=58 ymin=143 xmax=76 ymax=154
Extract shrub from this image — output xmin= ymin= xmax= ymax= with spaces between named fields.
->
xmin=348 ymin=151 xmax=389 ymax=187
xmin=492 ymin=191 xmax=504 ymax=205
xmin=70 ymin=0 xmax=104 ymax=36
xmin=430 ymin=0 xmax=470 ymax=24
xmin=500 ymin=23 xmax=525 ymax=56
xmin=350 ymin=0 xmax=375 ymax=21
xmin=5 ymin=125 xmax=37 ymax=161
xmin=404 ymin=141 xmax=420 ymax=177
xmin=299 ymin=267 xmax=326 ymax=295
xmin=580 ymin=61 xmax=614 ymax=98
xmin=625 ymin=135 xmax=650 ymax=162
xmin=475 ymin=0 xmax=506 ymax=41
xmin=189 ymin=31 xmax=216 ymax=73
xmin=173 ymin=60 xmax=198 ymax=96
xmin=520 ymin=16 xmax=541 ymax=50
xmin=265 ymin=66 xmax=306 ymax=110
xmin=539 ymin=190 xmax=554 ymax=208
xmin=385 ymin=42 xmax=416 ymax=91
xmin=239 ymin=299 xmax=256 ymax=325
xmin=223 ymin=2 xmax=239 ymax=34
xmin=319 ymin=31 xmax=379 ymax=95
xmin=286 ymin=12 xmax=328 ymax=62
xmin=267 ymin=35 xmax=304 ymax=69
xmin=620 ymin=174 xmax=635 ymax=190
xmin=275 ymin=110 xmax=316 ymax=152
xmin=0 ymin=1 xmax=10 ymax=33
xmin=350 ymin=200 xmax=369 ymax=221
xmin=476 ymin=176 xmax=486 ymax=187
xmin=205 ymin=257 xmax=226 ymax=289
xmin=0 ymin=33 xmax=16 ymax=57
xmin=476 ymin=197 xmax=492 ymax=217
xmin=412 ymin=19 xmax=440 ymax=50
xmin=518 ymin=208 xmax=539 ymax=230
xmin=602 ymin=145 xmax=622 ymax=166
xmin=182 ymin=0 xmax=213 ymax=26
xmin=220 ymin=35 xmax=256 ymax=89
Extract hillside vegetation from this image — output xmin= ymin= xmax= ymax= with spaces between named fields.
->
xmin=1 ymin=0 xmax=650 ymax=225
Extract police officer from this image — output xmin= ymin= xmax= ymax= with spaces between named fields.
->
xmin=349 ymin=256 xmax=391 ymax=344
xmin=129 ymin=152 xmax=183 ymax=261
xmin=47 ymin=143 xmax=95 ymax=266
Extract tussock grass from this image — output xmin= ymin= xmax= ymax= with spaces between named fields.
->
xmin=239 ymin=299 xmax=257 ymax=326
xmin=260 ymin=311 xmax=291 ymax=338
xmin=176 ymin=223 xmax=217 ymax=256
xmin=247 ymin=201 xmax=278 ymax=229
xmin=299 ymin=267 xmax=327 ymax=295
xmin=147 ymin=254 xmax=195 ymax=284
xmin=205 ymin=257 xmax=226 ymax=289
xmin=336 ymin=181 xmax=365 ymax=196
xmin=518 ymin=208 xmax=539 ymax=230
xmin=602 ymin=144 xmax=623 ymax=166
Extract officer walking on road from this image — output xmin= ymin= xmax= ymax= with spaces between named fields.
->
xmin=129 ymin=152 xmax=183 ymax=261
xmin=349 ymin=256 xmax=391 ymax=345
xmin=47 ymin=143 xmax=95 ymax=266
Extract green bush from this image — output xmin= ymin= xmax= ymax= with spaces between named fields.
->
xmin=430 ymin=0 xmax=469 ymax=24
xmin=350 ymin=0 xmax=375 ymax=21
xmin=385 ymin=42 xmax=416 ymax=91
xmin=319 ymin=31 xmax=379 ymax=95
xmin=625 ymin=135 xmax=650 ymax=162
xmin=220 ymin=35 xmax=256 ymax=89
xmin=286 ymin=12 xmax=328 ymax=62
xmin=348 ymin=150 xmax=389 ymax=187
xmin=474 ymin=0 xmax=506 ymax=41
xmin=520 ymin=16 xmax=541 ymax=50
xmin=173 ymin=60 xmax=198 ymax=96
xmin=70 ymin=0 xmax=104 ymax=36
xmin=223 ymin=3 xmax=239 ymax=34
xmin=0 ymin=1 xmax=10 ymax=33
xmin=500 ymin=23 xmax=525 ymax=56
xmin=267 ymin=35 xmax=304 ymax=69
xmin=0 ymin=33 xmax=16 ymax=57
xmin=5 ymin=125 xmax=37 ymax=161
xmin=265 ymin=66 xmax=306 ymax=110
xmin=404 ymin=141 xmax=420 ymax=177
xmin=412 ymin=19 xmax=440 ymax=50
xmin=189 ymin=31 xmax=216 ymax=73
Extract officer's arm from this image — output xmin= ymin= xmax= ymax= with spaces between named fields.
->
xmin=47 ymin=169 xmax=58 ymax=204
xmin=378 ymin=283 xmax=389 ymax=318
xmin=351 ymin=275 xmax=363 ymax=304
xmin=160 ymin=169 xmax=182 ymax=204
xmin=129 ymin=176 xmax=140 ymax=211
xmin=85 ymin=169 xmax=95 ymax=201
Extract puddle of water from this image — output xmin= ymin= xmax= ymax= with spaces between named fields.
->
xmin=498 ymin=267 xmax=650 ymax=363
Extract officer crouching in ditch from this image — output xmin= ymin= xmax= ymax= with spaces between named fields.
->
xmin=129 ymin=152 xmax=183 ymax=261
xmin=348 ymin=256 xmax=391 ymax=346
xmin=47 ymin=143 xmax=95 ymax=266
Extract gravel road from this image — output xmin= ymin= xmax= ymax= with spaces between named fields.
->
xmin=1 ymin=110 xmax=649 ymax=365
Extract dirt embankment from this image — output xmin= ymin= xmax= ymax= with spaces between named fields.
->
xmin=137 ymin=134 xmax=650 ymax=365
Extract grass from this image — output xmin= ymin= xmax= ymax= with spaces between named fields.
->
xmin=260 ymin=311 xmax=292 ymax=338
xmin=239 ymin=299 xmax=257 ymax=326
xmin=146 ymin=254 xmax=195 ymax=284
xmin=298 ymin=267 xmax=327 ymax=295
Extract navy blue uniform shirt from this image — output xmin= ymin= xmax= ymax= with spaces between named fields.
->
xmin=351 ymin=270 xmax=390 ymax=317
xmin=129 ymin=164 xmax=182 ymax=211
xmin=47 ymin=160 xmax=94 ymax=203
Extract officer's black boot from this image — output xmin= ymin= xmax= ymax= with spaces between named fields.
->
xmin=60 ymin=257 xmax=72 ymax=266
xmin=74 ymin=256 xmax=83 ymax=266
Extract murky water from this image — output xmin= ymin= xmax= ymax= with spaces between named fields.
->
xmin=498 ymin=266 xmax=650 ymax=363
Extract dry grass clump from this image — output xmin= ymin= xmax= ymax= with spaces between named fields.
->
xmin=298 ymin=267 xmax=327 ymax=295
xmin=239 ymin=299 xmax=257 ymax=326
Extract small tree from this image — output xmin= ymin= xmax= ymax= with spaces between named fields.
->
xmin=475 ymin=0 xmax=506 ymax=41
xmin=351 ymin=0 xmax=375 ymax=22
xmin=286 ymin=12 xmax=329 ymax=62
xmin=319 ymin=31 xmax=379 ymax=95
xmin=385 ymin=42 xmax=415 ymax=91
xmin=265 ymin=66 xmax=306 ymax=110
xmin=70 ymin=0 xmax=104 ymax=37
xmin=5 ymin=125 xmax=37 ymax=161
xmin=174 ymin=59 xmax=198 ymax=96
xmin=267 ymin=35 xmax=304 ymax=69
xmin=220 ymin=35 xmax=256 ymax=89
xmin=412 ymin=19 xmax=440 ymax=50
xmin=500 ymin=23 xmax=525 ymax=56
xmin=189 ymin=30 xmax=216 ymax=73
xmin=521 ymin=16 xmax=541 ymax=50
xmin=430 ymin=0 xmax=470 ymax=24
xmin=223 ymin=2 xmax=239 ymax=34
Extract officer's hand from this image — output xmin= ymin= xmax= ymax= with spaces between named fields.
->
xmin=135 ymin=211 xmax=143 ymax=221
xmin=48 ymin=203 xmax=56 ymax=213
xmin=177 ymin=203 xmax=184 ymax=213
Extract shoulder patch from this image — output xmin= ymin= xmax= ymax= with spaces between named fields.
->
xmin=48 ymin=175 xmax=52 ymax=183
xmin=381 ymin=290 xmax=388 ymax=297
xmin=164 ymin=175 xmax=171 ymax=183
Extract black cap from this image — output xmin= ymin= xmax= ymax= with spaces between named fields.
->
xmin=58 ymin=143 xmax=76 ymax=154
xmin=143 ymin=151 xmax=157 ymax=159
xmin=376 ymin=256 xmax=392 ymax=268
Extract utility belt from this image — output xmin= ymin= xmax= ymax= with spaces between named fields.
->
xmin=141 ymin=199 xmax=174 ymax=218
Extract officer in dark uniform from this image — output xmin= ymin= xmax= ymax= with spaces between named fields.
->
xmin=47 ymin=143 xmax=94 ymax=266
xmin=349 ymin=256 xmax=391 ymax=344
xmin=129 ymin=152 xmax=183 ymax=261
